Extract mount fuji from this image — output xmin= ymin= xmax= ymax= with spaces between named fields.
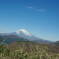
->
xmin=0 ymin=29 xmax=52 ymax=44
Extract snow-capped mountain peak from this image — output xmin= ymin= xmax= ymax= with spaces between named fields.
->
xmin=0 ymin=29 xmax=52 ymax=44
xmin=16 ymin=29 xmax=32 ymax=36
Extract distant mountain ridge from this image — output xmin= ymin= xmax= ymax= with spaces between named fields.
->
xmin=0 ymin=29 xmax=52 ymax=44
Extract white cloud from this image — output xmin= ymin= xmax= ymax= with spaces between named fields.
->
xmin=36 ymin=9 xmax=46 ymax=12
xmin=27 ymin=6 xmax=46 ymax=12
xmin=27 ymin=6 xmax=33 ymax=9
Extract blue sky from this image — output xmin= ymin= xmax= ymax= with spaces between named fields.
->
xmin=0 ymin=0 xmax=59 ymax=41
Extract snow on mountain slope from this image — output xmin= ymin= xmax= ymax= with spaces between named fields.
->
xmin=16 ymin=29 xmax=32 ymax=36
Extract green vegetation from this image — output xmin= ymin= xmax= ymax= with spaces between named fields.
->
xmin=0 ymin=41 xmax=59 ymax=59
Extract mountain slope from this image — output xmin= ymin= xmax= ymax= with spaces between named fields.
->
xmin=0 ymin=29 xmax=52 ymax=44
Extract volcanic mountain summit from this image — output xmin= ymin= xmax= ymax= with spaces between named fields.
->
xmin=16 ymin=29 xmax=32 ymax=36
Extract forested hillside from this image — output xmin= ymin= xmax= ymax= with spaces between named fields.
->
xmin=0 ymin=41 xmax=59 ymax=59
